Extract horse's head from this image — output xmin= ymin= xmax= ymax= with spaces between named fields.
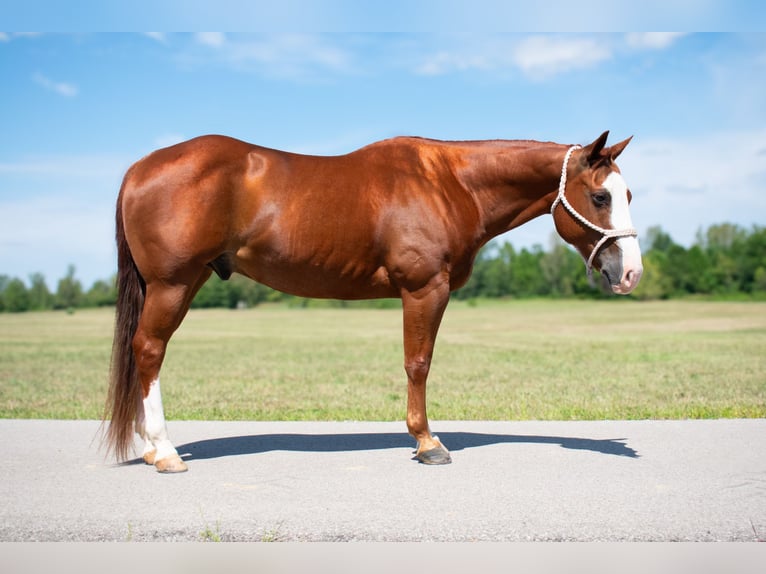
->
xmin=551 ymin=131 xmax=643 ymax=294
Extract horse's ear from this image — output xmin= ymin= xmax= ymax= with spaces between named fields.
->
xmin=581 ymin=131 xmax=610 ymax=166
xmin=606 ymin=135 xmax=633 ymax=161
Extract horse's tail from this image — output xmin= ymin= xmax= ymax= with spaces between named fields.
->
xmin=103 ymin=184 xmax=145 ymax=461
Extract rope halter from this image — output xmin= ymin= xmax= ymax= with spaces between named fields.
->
xmin=551 ymin=145 xmax=638 ymax=281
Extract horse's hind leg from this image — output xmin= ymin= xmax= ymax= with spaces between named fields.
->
xmin=134 ymin=270 xmax=211 ymax=473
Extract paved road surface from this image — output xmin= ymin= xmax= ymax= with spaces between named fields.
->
xmin=1 ymin=419 xmax=764 ymax=541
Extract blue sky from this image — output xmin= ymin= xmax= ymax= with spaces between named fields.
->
xmin=1 ymin=31 xmax=765 ymax=288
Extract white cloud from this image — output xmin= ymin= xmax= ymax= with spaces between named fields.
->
xmin=32 ymin=72 xmax=78 ymax=97
xmin=625 ymin=33 xmax=687 ymax=50
xmin=415 ymin=48 xmax=491 ymax=76
xmin=196 ymin=32 xmax=226 ymax=48
xmin=0 ymin=32 xmax=43 ymax=42
xmin=415 ymin=35 xmax=611 ymax=79
xmin=144 ymin=32 xmax=168 ymax=44
xmin=188 ymin=34 xmax=355 ymax=80
xmin=0 ymin=154 xmax=127 ymax=179
xmin=512 ymin=36 xmax=611 ymax=79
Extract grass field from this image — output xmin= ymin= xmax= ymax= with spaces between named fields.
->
xmin=0 ymin=299 xmax=764 ymax=421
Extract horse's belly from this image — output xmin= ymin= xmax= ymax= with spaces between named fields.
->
xmin=233 ymin=248 xmax=397 ymax=300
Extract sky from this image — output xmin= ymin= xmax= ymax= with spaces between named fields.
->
xmin=1 ymin=31 xmax=765 ymax=288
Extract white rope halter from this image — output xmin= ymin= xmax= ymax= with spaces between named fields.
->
xmin=551 ymin=145 xmax=638 ymax=281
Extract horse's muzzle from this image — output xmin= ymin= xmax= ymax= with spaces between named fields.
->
xmin=611 ymin=266 xmax=643 ymax=294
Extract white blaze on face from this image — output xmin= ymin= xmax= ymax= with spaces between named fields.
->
xmin=138 ymin=378 xmax=179 ymax=462
xmin=602 ymin=172 xmax=643 ymax=293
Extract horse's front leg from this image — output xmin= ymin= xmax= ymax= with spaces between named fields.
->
xmin=401 ymin=275 xmax=452 ymax=465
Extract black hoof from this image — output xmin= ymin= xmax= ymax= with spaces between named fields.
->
xmin=416 ymin=446 xmax=452 ymax=465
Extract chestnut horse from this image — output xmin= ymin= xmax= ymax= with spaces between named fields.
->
xmin=105 ymin=131 xmax=642 ymax=472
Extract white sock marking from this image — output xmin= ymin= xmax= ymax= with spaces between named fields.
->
xmin=140 ymin=378 xmax=178 ymax=462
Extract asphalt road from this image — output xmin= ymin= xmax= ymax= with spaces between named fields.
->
xmin=1 ymin=419 xmax=764 ymax=542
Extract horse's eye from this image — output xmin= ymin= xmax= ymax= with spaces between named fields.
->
xmin=592 ymin=190 xmax=610 ymax=208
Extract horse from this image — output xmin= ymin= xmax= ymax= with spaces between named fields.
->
xmin=105 ymin=130 xmax=642 ymax=473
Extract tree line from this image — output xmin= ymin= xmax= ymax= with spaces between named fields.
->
xmin=1 ymin=223 xmax=764 ymax=313
xmin=457 ymin=223 xmax=766 ymax=301
xmin=0 ymin=264 xmax=116 ymax=313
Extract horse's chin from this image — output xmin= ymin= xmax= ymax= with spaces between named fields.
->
xmin=611 ymin=284 xmax=634 ymax=295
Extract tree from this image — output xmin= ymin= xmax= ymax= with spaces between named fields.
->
xmin=479 ymin=243 xmax=512 ymax=298
xmin=540 ymin=235 xmax=589 ymax=297
xmin=85 ymin=278 xmax=117 ymax=307
xmin=192 ymin=275 xmax=238 ymax=308
xmin=644 ymin=225 xmax=676 ymax=252
xmin=28 ymin=273 xmax=53 ymax=310
xmin=697 ymin=223 xmax=746 ymax=252
xmin=55 ymin=265 xmax=83 ymax=310
xmin=753 ymin=267 xmax=766 ymax=293
xmin=738 ymin=226 xmax=766 ymax=293
xmin=2 ymin=278 xmax=30 ymax=312
xmin=0 ymin=275 xmax=9 ymax=311
xmin=509 ymin=245 xmax=546 ymax=297
xmin=453 ymin=243 xmax=496 ymax=300
xmin=632 ymin=253 xmax=672 ymax=300
xmin=661 ymin=244 xmax=699 ymax=295
xmin=229 ymin=274 xmax=277 ymax=307
xmin=697 ymin=224 xmax=745 ymax=294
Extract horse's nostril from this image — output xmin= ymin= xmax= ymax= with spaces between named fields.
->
xmin=623 ymin=268 xmax=643 ymax=290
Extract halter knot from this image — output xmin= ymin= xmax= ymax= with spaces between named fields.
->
xmin=551 ymin=145 xmax=638 ymax=282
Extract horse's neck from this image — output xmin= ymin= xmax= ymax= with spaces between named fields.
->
xmin=455 ymin=141 xmax=567 ymax=240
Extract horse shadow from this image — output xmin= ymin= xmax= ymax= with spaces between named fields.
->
xmin=152 ymin=431 xmax=639 ymax=464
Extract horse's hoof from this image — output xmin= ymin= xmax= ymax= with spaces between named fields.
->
xmin=417 ymin=446 xmax=452 ymax=465
xmin=155 ymin=454 xmax=188 ymax=473
xmin=143 ymin=449 xmax=156 ymax=465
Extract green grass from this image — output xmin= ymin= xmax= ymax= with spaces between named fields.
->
xmin=0 ymin=300 xmax=764 ymax=420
